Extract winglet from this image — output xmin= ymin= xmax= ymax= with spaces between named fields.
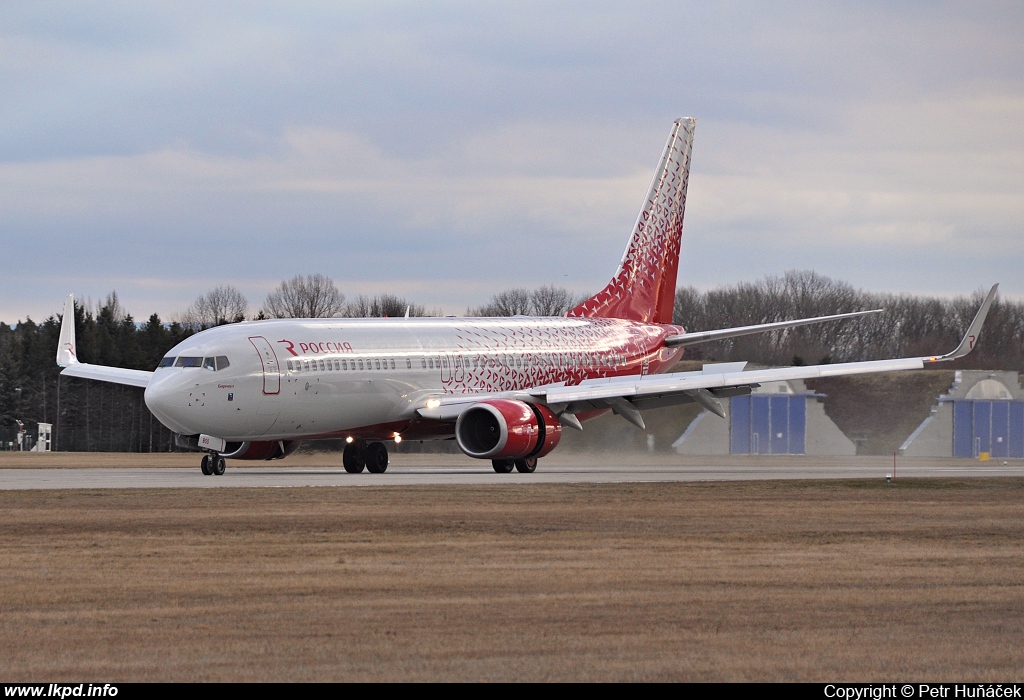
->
xmin=925 ymin=284 xmax=998 ymax=363
xmin=56 ymin=294 xmax=78 ymax=367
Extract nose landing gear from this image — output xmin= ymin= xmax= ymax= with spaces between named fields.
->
xmin=200 ymin=454 xmax=226 ymax=476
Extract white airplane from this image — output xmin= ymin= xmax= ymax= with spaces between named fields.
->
xmin=55 ymin=118 xmax=997 ymax=476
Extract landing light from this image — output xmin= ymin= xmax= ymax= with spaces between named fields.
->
xmin=345 ymin=436 xmax=354 ymax=444
xmin=426 ymin=398 xmax=441 ymax=409
xmin=394 ymin=434 xmax=402 ymax=444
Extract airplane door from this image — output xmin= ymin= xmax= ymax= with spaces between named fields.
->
xmin=249 ymin=336 xmax=281 ymax=395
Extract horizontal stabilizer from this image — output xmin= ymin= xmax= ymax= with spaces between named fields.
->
xmin=664 ymin=309 xmax=882 ymax=347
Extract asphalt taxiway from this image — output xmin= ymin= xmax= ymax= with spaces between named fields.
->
xmin=1 ymin=454 xmax=1022 ymax=489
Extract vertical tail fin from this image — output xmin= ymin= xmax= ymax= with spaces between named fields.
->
xmin=568 ymin=117 xmax=695 ymax=324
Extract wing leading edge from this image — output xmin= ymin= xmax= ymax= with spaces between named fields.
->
xmin=56 ymin=294 xmax=154 ymax=389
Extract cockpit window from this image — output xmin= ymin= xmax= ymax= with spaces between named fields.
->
xmin=203 ymin=357 xmax=216 ymax=370
xmin=216 ymin=356 xmax=230 ymax=370
xmin=157 ymin=356 xmax=176 ymax=368
xmin=175 ymin=357 xmax=203 ymax=368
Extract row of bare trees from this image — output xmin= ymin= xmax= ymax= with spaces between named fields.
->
xmin=674 ymin=270 xmax=1022 ymax=370
xmin=179 ymin=275 xmax=431 ymax=328
xmin=179 ymin=276 xmax=585 ymax=327
xmin=467 ymin=285 xmax=589 ymax=317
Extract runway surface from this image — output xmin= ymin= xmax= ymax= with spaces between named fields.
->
xmin=2 ymin=454 xmax=1022 ymax=489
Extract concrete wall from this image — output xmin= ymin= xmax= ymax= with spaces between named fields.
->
xmin=900 ymin=402 xmax=955 ymax=457
xmin=672 ymin=407 xmax=730 ymax=455
xmin=805 ymin=399 xmax=857 ymax=456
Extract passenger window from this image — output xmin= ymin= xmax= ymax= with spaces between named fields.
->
xmin=342 ymin=359 xmax=348 ymax=370
xmin=286 ymin=360 xmax=293 ymax=370
xmin=390 ymin=358 xmax=396 ymax=369
xmin=407 ymin=358 xmax=412 ymax=369
xmin=421 ymin=358 xmax=426 ymax=369
xmin=442 ymin=358 xmax=448 ymax=368
xmin=375 ymin=359 xmax=380 ymax=370
xmin=358 ymin=359 xmax=364 ymax=370
xmin=303 ymin=360 xmax=309 ymax=371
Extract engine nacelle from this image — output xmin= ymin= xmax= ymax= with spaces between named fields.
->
xmin=455 ymin=399 xmax=562 ymax=460
xmin=221 ymin=440 xmax=302 ymax=460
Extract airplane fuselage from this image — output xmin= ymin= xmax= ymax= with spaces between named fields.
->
xmin=144 ymin=316 xmax=685 ymax=442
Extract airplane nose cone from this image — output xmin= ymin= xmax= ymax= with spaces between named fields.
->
xmin=144 ymin=371 xmax=197 ymax=435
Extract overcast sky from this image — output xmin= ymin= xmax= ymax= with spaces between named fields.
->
xmin=2 ymin=2 xmax=1022 ymax=323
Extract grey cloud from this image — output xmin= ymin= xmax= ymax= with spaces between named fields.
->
xmin=2 ymin=2 xmax=1023 ymax=322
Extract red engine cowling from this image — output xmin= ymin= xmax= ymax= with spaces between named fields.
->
xmin=455 ymin=399 xmax=562 ymax=460
xmin=221 ymin=440 xmax=302 ymax=460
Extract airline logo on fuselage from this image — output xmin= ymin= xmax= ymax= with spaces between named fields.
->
xmin=277 ymin=339 xmax=354 ymax=357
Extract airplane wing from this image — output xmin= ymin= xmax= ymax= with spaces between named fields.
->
xmin=417 ymin=284 xmax=998 ymax=430
xmin=56 ymin=294 xmax=154 ymax=389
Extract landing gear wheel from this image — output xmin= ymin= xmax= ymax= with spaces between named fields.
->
xmin=514 ymin=457 xmax=538 ymax=473
xmin=365 ymin=442 xmax=389 ymax=474
xmin=343 ymin=442 xmax=366 ymax=473
xmin=492 ymin=459 xmax=514 ymax=473
xmin=200 ymin=455 xmax=212 ymax=475
xmin=212 ymin=456 xmax=226 ymax=476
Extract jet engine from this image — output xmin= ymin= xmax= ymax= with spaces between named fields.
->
xmin=455 ymin=399 xmax=561 ymax=460
xmin=220 ymin=440 xmax=302 ymax=461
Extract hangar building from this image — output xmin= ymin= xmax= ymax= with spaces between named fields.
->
xmin=900 ymin=370 xmax=1024 ymax=458
xmin=672 ymin=379 xmax=856 ymax=456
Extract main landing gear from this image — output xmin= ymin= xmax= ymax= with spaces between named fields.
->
xmin=200 ymin=454 xmax=226 ymax=476
xmin=492 ymin=457 xmax=538 ymax=474
xmin=343 ymin=440 xmax=389 ymax=474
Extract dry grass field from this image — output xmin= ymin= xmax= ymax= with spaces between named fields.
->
xmin=2 ymin=479 xmax=1023 ymax=682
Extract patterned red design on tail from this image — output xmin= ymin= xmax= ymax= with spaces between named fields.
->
xmin=568 ymin=118 xmax=695 ymax=325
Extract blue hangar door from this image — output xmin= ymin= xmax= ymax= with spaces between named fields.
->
xmin=952 ymin=400 xmax=1024 ymax=458
xmin=730 ymin=395 xmax=807 ymax=455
